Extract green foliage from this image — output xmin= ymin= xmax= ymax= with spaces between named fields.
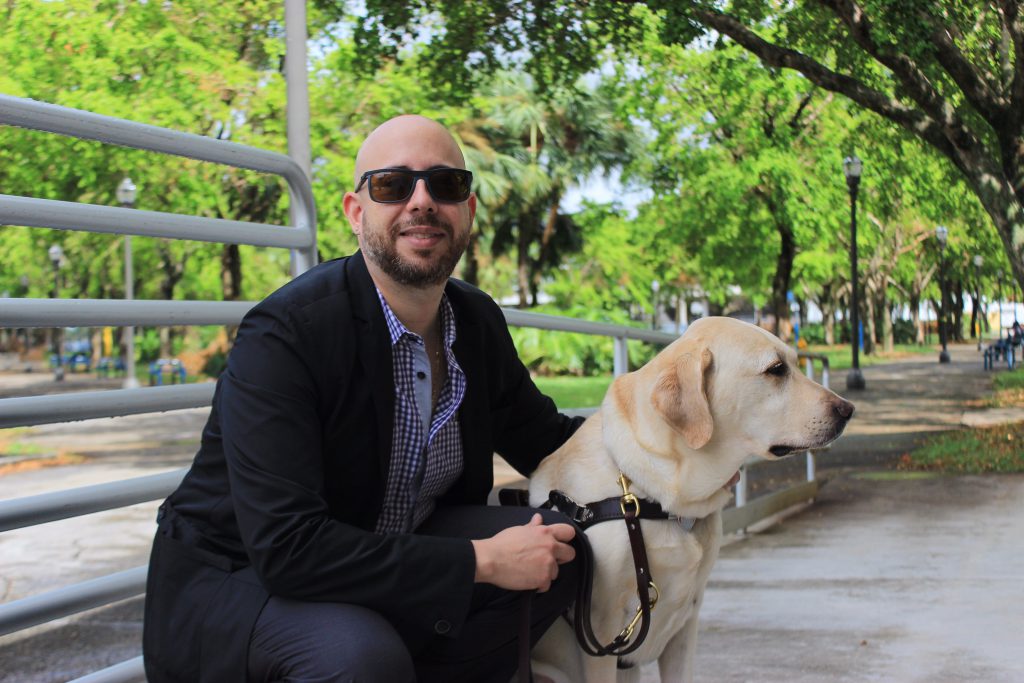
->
xmin=533 ymin=375 xmax=613 ymax=410
xmin=136 ymin=329 xmax=162 ymax=362
xmin=802 ymin=343 xmax=935 ymax=372
xmin=510 ymin=311 xmax=659 ymax=377
xmin=901 ymin=423 xmax=1024 ymax=474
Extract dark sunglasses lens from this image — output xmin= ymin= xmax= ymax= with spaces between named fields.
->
xmin=428 ymin=170 xmax=472 ymax=201
xmin=369 ymin=172 xmax=414 ymax=202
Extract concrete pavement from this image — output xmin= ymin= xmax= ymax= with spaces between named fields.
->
xmin=1 ymin=342 xmax=1023 ymax=682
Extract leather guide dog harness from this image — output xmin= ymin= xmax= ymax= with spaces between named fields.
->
xmin=501 ymin=474 xmax=703 ymax=680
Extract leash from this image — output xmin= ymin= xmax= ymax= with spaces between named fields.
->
xmin=548 ymin=473 xmax=665 ymax=658
xmin=500 ymin=474 xmax=700 ymax=667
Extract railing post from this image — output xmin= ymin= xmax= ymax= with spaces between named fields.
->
xmin=801 ymin=354 xmax=823 ymax=483
xmin=613 ymin=336 xmax=629 ymax=376
xmin=735 ymin=466 xmax=748 ymax=508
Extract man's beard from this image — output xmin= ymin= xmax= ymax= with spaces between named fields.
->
xmin=362 ymin=213 xmax=470 ymax=288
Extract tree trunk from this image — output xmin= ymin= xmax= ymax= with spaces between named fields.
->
xmin=221 ymin=244 xmax=243 ymax=301
xmin=910 ymin=293 xmax=924 ymax=345
xmin=159 ymin=327 xmax=172 ymax=359
xmin=882 ymin=301 xmax=894 ymax=353
xmin=462 ymin=231 xmax=480 ymax=286
xmin=769 ymin=212 xmax=795 ymax=339
xmin=951 ymin=281 xmax=964 ymax=342
xmin=517 ymin=214 xmax=530 ymax=308
xmin=970 ymin=297 xmax=978 ymax=340
xmin=863 ymin=292 xmax=876 ymax=355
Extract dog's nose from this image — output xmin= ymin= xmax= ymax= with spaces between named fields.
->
xmin=832 ymin=398 xmax=855 ymax=420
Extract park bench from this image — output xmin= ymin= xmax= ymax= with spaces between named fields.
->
xmin=148 ymin=358 xmax=187 ymax=385
xmin=982 ymin=331 xmax=1021 ymax=370
xmin=96 ymin=356 xmax=127 ymax=378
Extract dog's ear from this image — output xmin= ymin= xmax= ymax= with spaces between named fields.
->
xmin=652 ymin=347 xmax=713 ymax=449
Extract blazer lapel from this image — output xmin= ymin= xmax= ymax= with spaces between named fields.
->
xmin=347 ymin=252 xmax=395 ymax=484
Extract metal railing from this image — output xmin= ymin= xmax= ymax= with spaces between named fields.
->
xmin=0 ymin=93 xmax=317 ymax=683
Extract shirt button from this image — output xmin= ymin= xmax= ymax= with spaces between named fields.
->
xmin=416 ymin=371 xmax=426 ymax=380
xmin=434 ymin=619 xmax=451 ymax=634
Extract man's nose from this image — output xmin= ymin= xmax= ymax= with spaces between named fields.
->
xmin=406 ymin=177 xmax=435 ymax=210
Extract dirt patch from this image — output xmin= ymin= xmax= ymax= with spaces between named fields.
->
xmin=0 ymin=451 xmax=89 ymax=476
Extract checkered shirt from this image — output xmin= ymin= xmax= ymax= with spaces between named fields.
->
xmin=373 ymin=290 xmax=466 ymax=534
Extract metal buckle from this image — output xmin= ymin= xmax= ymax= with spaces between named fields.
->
xmin=573 ymin=506 xmax=594 ymax=524
xmin=618 ymin=580 xmax=660 ymax=642
xmin=618 ymin=472 xmax=640 ymax=517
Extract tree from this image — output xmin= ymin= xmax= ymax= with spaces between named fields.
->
xmin=619 ymin=38 xmax=856 ymax=337
xmin=0 ymin=0 xmax=295 ymax=314
xmin=460 ymin=72 xmax=638 ymax=306
xmin=343 ymin=1 xmax=1024 ymax=295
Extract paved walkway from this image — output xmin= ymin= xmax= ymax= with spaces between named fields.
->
xmin=0 ymin=343 xmax=1022 ymax=682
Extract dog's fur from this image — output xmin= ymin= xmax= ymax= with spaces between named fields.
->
xmin=528 ymin=317 xmax=854 ymax=682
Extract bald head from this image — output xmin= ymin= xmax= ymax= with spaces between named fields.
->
xmin=354 ymin=115 xmax=467 ymax=186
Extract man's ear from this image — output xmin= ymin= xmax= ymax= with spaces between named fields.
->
xmin=651 ymin=347 xmax=713 ymax=449
xmin=342 ymin=191 xmax=363 ymax=238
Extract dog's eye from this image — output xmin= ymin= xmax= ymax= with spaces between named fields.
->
xmin=765 ymin=362 xmax=788 ymax=377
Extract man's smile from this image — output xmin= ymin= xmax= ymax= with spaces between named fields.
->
xmin=397 ymin=225 xmax=449 ymax=248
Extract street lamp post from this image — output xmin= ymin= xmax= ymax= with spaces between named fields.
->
xmin=116 ymin=177 xmax=140 ymax=389
xmin=936 ymin=226 xmax=950 ymax=363
xmin=48 ymin=244 xmax=65 ymax=381
xmin=973 ymin=255 xmax=983 ymax=349
xmin=843 ymin=155 xmax=865 ymax=390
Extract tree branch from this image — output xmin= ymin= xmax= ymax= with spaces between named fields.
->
xmin=996 ymin=0 xmax=1024 ymax=127
xmin=817 ymin=0 xmax=986 ymax=152
xmin=928 ymin=19 xmax=1008 ymax=126
xmin=787 ymin=88 xmax=817 ymax=132
xmin=693 ymin=8 xmax=959 ymax=161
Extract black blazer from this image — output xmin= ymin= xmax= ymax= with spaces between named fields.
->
xmin=143 ymin=252 xmax=582 ymax=682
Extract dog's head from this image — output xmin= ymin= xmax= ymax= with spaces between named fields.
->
xmin=604 ymin=317 xmax=853 ymax=501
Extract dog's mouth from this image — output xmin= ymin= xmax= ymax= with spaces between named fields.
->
xmin=768 ymin=421 xmax=851 ymax=458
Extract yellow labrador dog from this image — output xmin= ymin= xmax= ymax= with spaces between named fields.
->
xmin=528 ymin=317 xmax=854 ymax=683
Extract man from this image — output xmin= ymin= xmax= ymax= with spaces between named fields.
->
xmin=143 ymin=115 xmax=583 ymax=682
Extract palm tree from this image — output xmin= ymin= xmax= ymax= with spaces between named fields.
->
xmin=458 ymin=72 xmax=639 ymax=306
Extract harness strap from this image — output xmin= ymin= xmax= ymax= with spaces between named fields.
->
xmin=543 ymin=489 xmax=672 ymax=528
xmin=567 ymin=494 xmax=657 ymax=657
xmin=498 ymin=477 xmax=702 ymax=663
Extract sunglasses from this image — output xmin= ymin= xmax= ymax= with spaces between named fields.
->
xmin=355 ymin=167 xmax=474 ymax=204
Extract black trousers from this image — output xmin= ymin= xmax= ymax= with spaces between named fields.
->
xmin=246 ymin=506 xmax=579 ymax=683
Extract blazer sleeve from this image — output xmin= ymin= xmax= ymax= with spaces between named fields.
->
xmin=217 ymin=298 xmax=477 ymax=638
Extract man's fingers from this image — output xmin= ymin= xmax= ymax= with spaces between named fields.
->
xmin=526 ymin=512 xmax=543 ymax=527
xmin=553 ymin=541 xmax=576 ymax=565
xmin=547 ymin=522 xmax=576 ymax=542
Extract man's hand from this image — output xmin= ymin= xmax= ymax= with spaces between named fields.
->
xmin=471 ymin=513 xmax=576 ymax=592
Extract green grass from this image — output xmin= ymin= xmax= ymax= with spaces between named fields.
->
xmin=994 ymin=367 xmax=1024 ymax=392
xmin=803 ymin=343 xmax=938 ymax=372
xmin=900 ymin=422 xmax=1024 ymax=473
xmin=851 ymin=470 xmax=944 ymax=481
xmin=534 ymin=375 xmax=613 ymax=410
xmin=532 ymin=343 xmax=938 ymax=407
xmin=0 ymin=428 xmax=42 ymax=459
